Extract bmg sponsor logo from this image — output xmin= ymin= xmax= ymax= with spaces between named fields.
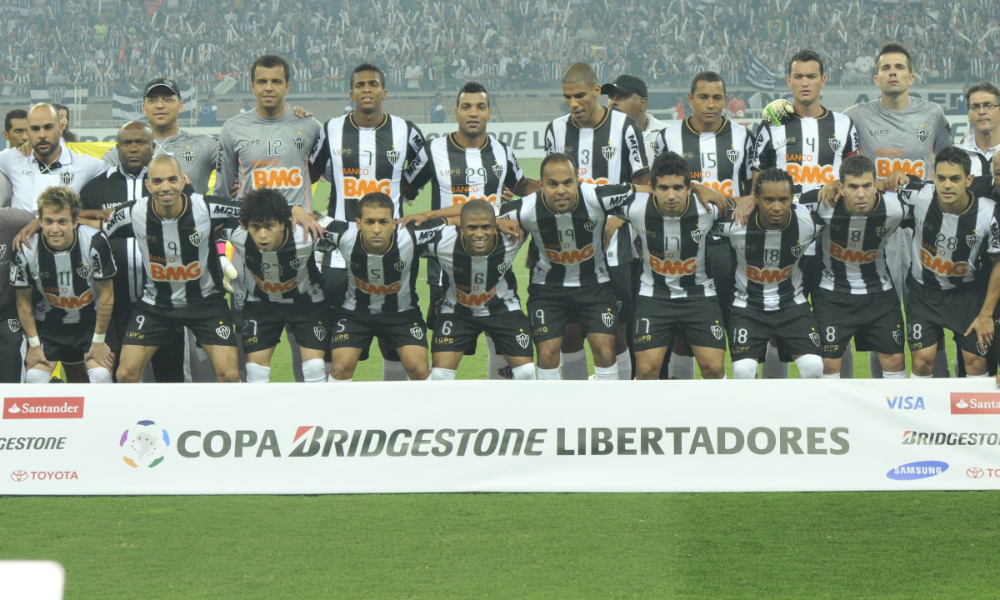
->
xmin=951 ymin=393 xmax=1000 ymax=414
xmin=4 ymin=397 xmax=84 ymax=419
xmin=886 ymin=461 xmax=948 ymax=481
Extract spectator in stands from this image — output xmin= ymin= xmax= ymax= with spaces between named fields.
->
xmin=198 ymin=94 xmax=219 ymax=126
xmin=429 ymin=93 xmax=445 ymax=123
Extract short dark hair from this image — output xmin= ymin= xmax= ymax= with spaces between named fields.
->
xmin=457 ymin=81 xmax=490 ymax=108
xmin=4 ymin=109 xmax=27 ymax=132
xmin=240 ymin=189 xmax=292 ymax=228
xmin=460 ymin=199 xmax=496 ymax=226
xmin=562 ymin=63 xmax=599 ymax=87
xmin=358 ymin=192 xmax=394 ymax=216
xmin=787 ymin=49 xmax=824 ymax=76
xmin=690 ymin=71 xmax=726 ymax=96
xmin=540 ymin=152 xmax=578 ymax=179
xmin=52 ymin=102 xmax=68 ymax=115
xmin=839 ymin=155 xmax=877 ymax=182
xmin=350 ymin=63 xmax=386 ymax=88
xmin=650 ymin=151 xmax=691 ymax=186
xmin=250 ymin=54 xmax=291 ymax=83
xmin=966 ymin=81 xmax=1000 ymax=105
xmin=934 ymin=145 xmax=973 ymax=177
xmin=753 ymin=168 xmax=795 ymax=196
xmin=876 ymin=42 xmax=913 ymax=73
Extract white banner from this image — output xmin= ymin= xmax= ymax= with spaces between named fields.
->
xmin=2 ymin=380 xmax=1000 ymax=495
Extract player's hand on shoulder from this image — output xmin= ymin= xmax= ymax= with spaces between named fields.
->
xmin=501 ymin=186 xmax=514 ymax=203
xmin=763 ymin=98 xmax=794 ymax=126
xmin=883 ymin=170 xmax=911 ymax=192
xmin=397 ymin=213 xmax=428 ymax=228
xmin=732 ymin=196 xmax=757 ymax=226
xmin=291 ymin=205 xmax=324 ymax=239
xmin=291 ymin=105 xmax=314 ymax=118
xmin=496 ymin=218 xmax=524 ymax=243
xmin=603 ymin=215 xmax=625 ymax=250
xmin=13 ymin=218 xmax=41 ymax=251
xmin=17 ymin=139 xmax=30 ymax=157
xmin=691 ymin=182 xmax=729 ymax=214
xmin=818 ymin=180 xmax=843 ymax=207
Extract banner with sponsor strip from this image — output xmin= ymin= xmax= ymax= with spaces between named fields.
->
xmin=2 ymin=380 xmax=1000 ymax=495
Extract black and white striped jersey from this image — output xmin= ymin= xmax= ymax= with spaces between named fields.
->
xmin=411 ymin=133 xmax=524 ymax=211
xmin=544 ymin=108 xmax=648 ymax=185
xmin=10 ymin=225 xmax=116 ymax=324
xmin=799 ymin=190 xmax=906 ymax=294
xmin=323 ymin=219 xmax=448 ymax=314
xmin=898 ymin=181 xmax=1000 ymax=290
xmin=654 ymin=117 xmax=754 ymax=198
xmin=499 ymin=183 xmax=635 ymax=287
xmin=612 ymin=192 xmax=719 ymax=299
xmin=310 ymin=113 xmax=428 ymax=222
xmin=220 ymin=221 xmax=325 ymax=306
xmin=103 ymin=193 xmax=242 ymax=309
xmin=713 ymin=204 xmax=825 ymax=311
xmin=418 ymin=226 xmax=524 ymax=317
xmin=751 ymin=109 xmax=860 ymax=196
xmin=959 ymin=130 xmax=999 ymax=179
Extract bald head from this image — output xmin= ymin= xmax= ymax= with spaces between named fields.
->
xmin=460 ymin=199 xmax=496 ymax=226
xmin=28 ymin=103 xmax=59 ymax=124
xmin=149 ymin=153 xmax=183 ymax=175
xmin=116 ymin=121 xmax=155 ymax=175
xmin=562 ymin=63 xmax=599 ymax=87
xmin=26 ymin=103 xmax=61 ymax=160
xmin=117 ymin=120 xmax=153 ymax=143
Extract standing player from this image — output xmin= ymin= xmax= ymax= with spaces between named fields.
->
xmin=1 ymin=109 xmax=29 ymax=206
xmin=712 ymin=168 xmax=825 ymax=379
xmin=11 ymin=187 xmax=116 ymax=384
xmin=545 ymin=63 xmax=648 ymax=380
xmin=800 ymin=155 xmax=908 ymax=378
xmin=655 ymin=71 xmax=754 ymax=379
xmin=961 ymin=82 xmax=1000 ymax=181
xmin=309 ymin=62 xmax=429 ymax=382
xmin=0 ymin=205 xmax=37 ymax=382
xmin=103 ymin=79 xmax=220 ymax=195
xmin=895 ymin=147 xmax=1000 ymax=379
xmin=407 ymin=81 xmax=538 ymax=380
xmin=750 ymin=50 xmax=859 ymax=378
xmin=0 ymin=104 xmax=107 ymax=213
xmin=219 ymin=189 xmax=331 ymax=383
xmin=421 ymin=200 xmax=536 ymax=381
xmin=616 ymin=151 xmax=728 ymax=379
xmin=103 ymin=155 xmax=250 ymax=383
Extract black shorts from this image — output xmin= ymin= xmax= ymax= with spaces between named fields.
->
xmin=812 ymin=288 xmax=905 ymax=358
xmin=0 ymin=305 xmax=23 ymax=383
xmin=705 ymin=238 xmax=735 ymax=320
xmin=905 ymin=276 xmax=989 ymax=357
xmin=426 ymin=283 xmax=444 ymax=331
xmin=330 ymin=308 xmax=428 ymax=351
xmin=632 ymin=296 xmax=727 ymax=352
xmin=124 ymin=296 xmax=236 ymax=348
xmin=800 ymin=253 xmax=824 ymax=296
xmin=608 ymin=264 xmax=634 ymax=325
xmin=432 ymin=310 xmax=533 ymax=358
xmin=241 ymin=302 xmax=330 ymax=354
xmin=37 ymin=319 xmax=94 ymax=364
xmin=527 ymin=283 xmax=618 ymax=343
xmin=728 ymin=303 xmax=822 ymax=361
xmin=321 ymin=265 xmax=348 ymax=309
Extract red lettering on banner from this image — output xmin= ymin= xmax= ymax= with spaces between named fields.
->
xmin=3 ymin=397 xmax=84 ymax=419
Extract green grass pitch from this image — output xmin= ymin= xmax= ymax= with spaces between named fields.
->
xmin=5 ymin=159 xmax=994 ymax=599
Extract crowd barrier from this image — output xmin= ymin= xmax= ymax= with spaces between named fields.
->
xmin=2 ymin=380 xmax=998 ymax=495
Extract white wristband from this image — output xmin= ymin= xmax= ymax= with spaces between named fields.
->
xmin=27 ymin=335 xmax=40 ymax=347
xmin=92 ymin=333 xmax=106 ymax=344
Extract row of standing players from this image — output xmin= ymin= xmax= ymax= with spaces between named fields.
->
xmin=2 ymin=48 xmax=1000 ymax=382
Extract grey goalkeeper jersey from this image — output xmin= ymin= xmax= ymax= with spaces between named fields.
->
xmin=844 ymin=97 xmax=951 ymax=179
xmin=102 ymin=129 xmax=220 ymax=194
xmin=215 ymin=109 xmax=323 ymax=210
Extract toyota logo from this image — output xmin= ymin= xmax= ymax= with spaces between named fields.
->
xmin=967 ymin=467 xmax=985 ymax=479
xmin=10 ymin=470 xmax=27 ymax=482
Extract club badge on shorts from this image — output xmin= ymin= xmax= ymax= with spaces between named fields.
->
xmin=216 ymin=325 xmax=231 ymax=340
xmin=516 ymin=332 xmax=530 ymax=348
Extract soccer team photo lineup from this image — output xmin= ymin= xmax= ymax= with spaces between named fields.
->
xmin=5 ymin=38 xmax=1000 ymax=385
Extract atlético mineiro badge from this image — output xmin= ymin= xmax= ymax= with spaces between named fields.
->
xmin=602 ymin=145 xmax=617 ymax=161
xmin=515 ymin=332 xmax=530 ymax=348
xmin=711 ymin=325 xmax=724 ymax=340
xmin=497 ymin=262 xmax=508 ymax=274
xmin=76 ymin=265 xmax=92 ymax=279
xmin=876 ymin=226 xmax=889 ymax=238
xmin=395 ymin=259 xmax=407 ymax=272
xmin=916 ymin=127 xmax=929 ymax=144
xmin=294 ymin=136 xmax=305 ymax=151
xmin=60 ymin=172 xmax=74 ymax=186
xmin=726 ymin=148 xmax=739 ymax=163
xmin=492 ymin=163 xmax=503 ymax=178
xmin=893 ymin=330 xmax=903 ymax=345
xmin=216 ymin=325 xmax=232 ymax=340
xmin=809 ymin=332 xmax=821 ymax=347
xmin=289 ymin=257 xmax=305 ymax=270
xmin=967 ymin=233 xmax=982 ymax=248
xmin=829 ymin=137 xmax=841 ymax=153
xmin=583 ymin=220 xmax=597 ymax=232
xmin=691 ymin=228 xmax=703 ymax=243
xmin=182 ymin=149 xmax=195 ymax=164
xmin=410 ymin=326 xmax=424 ymax=340
xmin=7 ymin=319 xmax=20 ymax=332
xmin=0 ymin=244 xmax=6 ymax=259
xmin=790 ymin=243 xmax=805 ymax=258
xmin=189 ymin=232 xmax=204 ymax=246
xmin=386 ymin=148 xmax=400 ymax=163
xmin=314 ymin=326 xmax=327 ymax=341
xmin=601 ymin=312 xmax=615 ymax=328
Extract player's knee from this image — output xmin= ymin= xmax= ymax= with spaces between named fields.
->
xmin=216 ymin=367 xmax=240 ymax=383
xmin=732 ymin=359 xmax=758 ymax=379
xmin=878 ymin=353 xmax=905 ymax=373
xmin=300 ymin=359 xmax=326 ymax=383
xmin=699 ymin=360 xmax=725 ymax=379
xmin=794 ymin=354 xmax=824 ymax=379
xmin=634 ymin=354 xmax=660 ymax=380
xmin=116 ymin=362 xmax=142 ymax=383
xmin=404 ymin=362 xmax=430 ymax=381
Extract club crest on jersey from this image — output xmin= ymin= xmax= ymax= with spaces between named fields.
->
xmin=189 ymin=232 xmax=204 ymax=246
xmin=790 ymin=243 xmax=806 ymax=258
xmin=394 ymin=259 xmax=407 ymax=272
xmin=711 ymin=324 xmax=724 ymax=340
xmin=289 ymin=257 xmax=305 ymax=270
xmin=916 ymin=127 xmax=929 ymax=144
xmin=726 ymin=148 xmax=739 ymax=163
xmin=809 ymin=332 xmax=821 ymax=347
xmin=294 ymin=136 xmax=305 ymax=151
xmin=497 ymin=262 xmax=508 ymax=274
xmin=601 ymin=312 xmax=615 ymax=328
xmin=967 ymin=233 xmax=982 ymax=248
xmin=828 ymin=137 xmax=841 ymax=153
xmin=876 ymin=225 xmax=889 ymax=238
xmin=314 ymin=326 xmax=327 ymax=341
xmin=691 ymin=228 xmax=704 ymax=243
xmin=386 ymin=148 xmax=400 ymax=163
xmin=215 ymin=325 xmax=231 ymax=340
xmin=60 ymin=172 xmax=74 ymax=186
xmin=410 ymin=326 xmax=424 ymax=340
xmin=893 ymin=330 xmax=903 ymax=345
xmin=515 ymin=332 xmax=530 ymax=348
xmin=601 ymin=144 xmax=617 ymax=161
xmin=181 ymin=149 xmax=195 ymax=164
xmin=0 ymin=244 xmax=6 ymax=259
xmin=76 ymin=265 xmax=92 ymax=279
xmin=492 ymin=163 xmax=503 ymax=178
xmin=583 ymin=220 xmax=598 ymax=232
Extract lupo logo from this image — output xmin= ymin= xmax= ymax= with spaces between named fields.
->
xmin=121 ymin=420 xmax=170 ymax=468
xmin=886 ymin=461 xmax=948 ymax=480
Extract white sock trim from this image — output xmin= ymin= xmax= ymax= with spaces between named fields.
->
xmin=430 ymin=367 xmax=457 ymax=380
xmin=537 ymin=367 xmax=561 ymax=380
xmin=593 ymin=364 xmax=619 ymax=380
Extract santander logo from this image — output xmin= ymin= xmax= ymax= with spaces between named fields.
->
xmin=3 ymin=397 xmax=84 ymax=419
xmin=952 ymin=393 xmax=1000 ymax=415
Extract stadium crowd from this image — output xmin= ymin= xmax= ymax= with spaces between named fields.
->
xmin=2 ymin=0 xmax=1000 ymax=101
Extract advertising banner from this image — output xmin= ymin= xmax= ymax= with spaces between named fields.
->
xmin=2 ymin=381 xmax=999 ymax=495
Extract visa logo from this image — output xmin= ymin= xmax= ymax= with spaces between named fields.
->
xmin=886 ymin=396 xmax=925 ymax=410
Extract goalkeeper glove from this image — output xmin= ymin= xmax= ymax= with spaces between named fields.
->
xmin=763 ymin=98 xmax=794 ymax=126
xmin=219 ymin=255 xmax=238 ymax=294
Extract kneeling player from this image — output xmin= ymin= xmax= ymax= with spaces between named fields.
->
xmin=801 ymin=155 xmax=907 ymax=378
xmin=322 ymin=193 xmax=438 ymax=382
xmin=616 ymin=152 xmax=728 ymax=379
xmin=713 ymin=168 xmax=825 ymax=378
xmin=220 ymin=189 xmax=330 ymax=382
xmin=12 ymin=187 xmax=116 ymax=383
xmin=421 ymin=201 xmax=536 ymax=380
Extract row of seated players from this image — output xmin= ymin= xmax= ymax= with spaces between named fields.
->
xmin=10 ymin=147 xmax=1000 ymax=383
